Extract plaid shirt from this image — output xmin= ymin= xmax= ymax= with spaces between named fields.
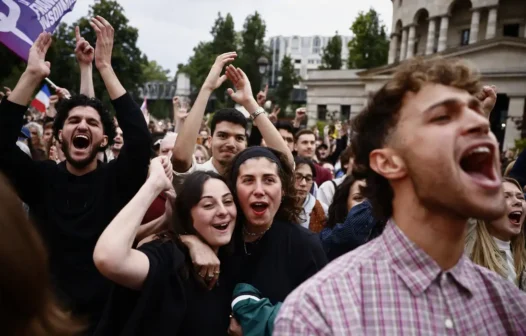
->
xmin=274 ymin=220 xmax=526 ymax=335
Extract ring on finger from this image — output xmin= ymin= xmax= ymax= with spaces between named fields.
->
xmin=214 ymin=271 xmax=220 ymax=275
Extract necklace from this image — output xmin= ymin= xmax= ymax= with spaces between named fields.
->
xmin=243 ymin=235 xmax=263 ymax=256
xmin=243 ymin=224 xmax=271 ymax=237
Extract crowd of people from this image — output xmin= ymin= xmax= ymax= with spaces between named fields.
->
xmin=1 ymin=15 xmax=525 ymax=336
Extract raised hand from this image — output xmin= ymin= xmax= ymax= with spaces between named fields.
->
xmin=55 ymin=87 xmax=71 ymax=100
xmin=148 ymin=156 xmax=173 ymax=191
xmin=3 ymin=87 xmax=11 ymax=97
xmin=173 ymin=96 xmax=189 ymax=122
xmin=269 ymin=105 xmax=280 ymax=123
xmin=26 ymin=32 xmax=52 ymax=79
xmin=89 ymin=16 xmax=114 ymax=71
xmin=257 ymin=84 xmax=268 ymax=106
xmin=75 ymin=26 xmax=94 ymax=66
xmin=202 ymin=52 xmax=237 ymax=92
xmin=476 ymin=85 xmax=497 ymax=118
xmin=226 ymin=65 xmax=254 ymax=106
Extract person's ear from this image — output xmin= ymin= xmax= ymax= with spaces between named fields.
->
xmin=369 ymin=148 xmax=406 ymax=180
xmin=101 ymin=135 xmax=108 ymax=148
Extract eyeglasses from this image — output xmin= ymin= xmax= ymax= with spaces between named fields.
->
xmin=295 ymin=174 xmax=313 ymax=183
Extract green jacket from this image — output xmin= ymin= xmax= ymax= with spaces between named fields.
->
xmin=231 ymin=283 xmax=282 ymax=336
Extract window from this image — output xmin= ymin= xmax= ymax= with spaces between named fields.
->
xmin=308 ymin=59 xmax=315 ymax=64
xmin=461 ymin=29 xmax=470 ymax=46
xmin=317 ymin=105 xmax=327 ymax=121
xmin=275 ymin=38 xmax=280 ymax=51
xmin=295 ymin=59 xmax=302 ymax=64
xmin=399 ymin=0 xmax=402 ymax=7
xmin=340 ymin=105 xmax=351 ymax=121
xmin=313 ymin=36 xmax=321 ymax=54
xmin=291 ymin=36 xmax=299 ymax=51
xmin=301 ymin=38 xmax=310 ymax=48
xmin=294 ymin=69 xmax=301 ymax=76
xmin=503 ymin=24 xmax=520 ymax=37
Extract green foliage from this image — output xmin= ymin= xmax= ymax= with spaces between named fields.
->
xmin=210 ymin=13 xmax=237 ymax=104
xmin=0 ymin=0 xmax=154 ymax=108
xmin=275 ymin=56 xmax=300 ymax=111
xmin=316 ymin=121 xmax=327 ymax=137
xmin=514 ymin=138 xmax=526 ymax=155
xmin=347 ymin=8 xmax=389 ymax=69
xmin=238 ymin=12 xmax=268 ymax=98
xmin=141 ymin=59 xmax=170 ymax=81
xmin=319 ymin=33 xmax=342 ymax=70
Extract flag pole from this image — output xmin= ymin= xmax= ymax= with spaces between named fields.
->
xmin=44 ymin=77 xmax=71 ymax=99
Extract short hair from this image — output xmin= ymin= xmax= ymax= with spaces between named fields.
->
xmin=44 ymin=121 xmax=54 ymax=130
xmin=294 ymin=129 xmax=315 ymax=143
xmin=352 ymin=57 xmax=482 ymax=220
xmin=339 ymin=146 xmax=354 ymax=170
xmin=317 ymin=144 xmax=328 ymax=150
xmin=53 ymin=95 xmax=116 ymax=150
xmin=294 ymin=156 xmax=317 ymax=178
xmin=275 ymin=121 xmax=294 ymax=135
xmin=210 ymin=108 xmax=247 ymax=136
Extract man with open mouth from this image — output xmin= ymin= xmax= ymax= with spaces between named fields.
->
xmin=274 ymin=57 xmax=526 ymax=335
xmin=0 ymin=17 xmax=151 ymax=334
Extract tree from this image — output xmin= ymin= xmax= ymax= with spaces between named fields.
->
xmin=319 ymin=32 xmax=342 ymax=70
xmin=210 ymin=13 xmax=237 ymax=105
xmin=141 ymin=59 xmax=170 ymax=81
xmin=275 ymin=56 xmax=299 ymax=111
xmin=347 ymin=8 xmax=389 ymax=69
xmin=238 ymin=12 xmax=268 ymax=98
xmin=73 ymin=0 xmax=147 ymax=105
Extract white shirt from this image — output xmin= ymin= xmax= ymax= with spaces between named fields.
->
xmin=173 ymin=156 xmax=219 ymax=186
xmin=317 ymin=176 xmax=346 ymax=207
xmin=299 ymin=194 xmax=328 ymax=230
xmin=493 ymin=236 xmax=517 ymax=283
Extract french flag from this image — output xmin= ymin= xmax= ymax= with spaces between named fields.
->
xmin=140 ymin=97 xmax=147 ymax=112
xmin=30 ymin=84 xmax=51 ymax=113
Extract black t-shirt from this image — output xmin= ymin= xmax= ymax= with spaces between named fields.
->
xmin=223 ymin=220 xmax=328 ymax=304
xmin=0 ymin=94 xmax=152 ymax=332
xmin=95 ymin=240 xmax=231 ymax=336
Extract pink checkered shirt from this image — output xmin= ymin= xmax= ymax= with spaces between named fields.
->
xmin=274 ymin=220 xmax=526 ymax=335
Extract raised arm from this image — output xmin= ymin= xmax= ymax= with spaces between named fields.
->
xmin=94 ymin=156 xmax=173 ymax=290
xmin=171 ymin=52 xmax=237 ymax=172
xmin=0 ymin=33 xmax=51 ymax=204
xmin=226 ymin=65 xmax=294 ymax=166
xmin=90 ymin=16 xmax=125 ymax=100
xmin=75 ymin=26 xmax=95 ymax=98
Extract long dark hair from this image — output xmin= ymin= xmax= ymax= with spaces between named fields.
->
xmin=168 ymin=171 xmax=234 ymax=284
xmin=0 ymin=173 xmax=84 ymax=335
xmin=326 ymin=174 xmax=360 ymax=229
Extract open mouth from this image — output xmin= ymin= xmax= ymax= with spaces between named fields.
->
xmin=508 ymin=210 xmax=523 ymax=225
xmin=211 ymin=222 xmax=230 ymax=231
xmin=459 ymin=144 xmax=499 ymax=189
xmin=72 ymin=134 xmax=90 ymax=150
xmin=250 ymin=202 xmax=269 ymax=215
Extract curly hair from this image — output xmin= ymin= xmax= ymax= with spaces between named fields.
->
xmin=225 ymin=148 xmax=302 ymax=225
xmin=352 ymin=56 xmax=482 ymax=221
xmin=52 ymin=95 xmax=116 ymax=150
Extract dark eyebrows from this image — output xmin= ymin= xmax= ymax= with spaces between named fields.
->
xmin=201 ymin=192 xmax=232 ymax=200
xmin=423 ymin=97 xmax=483 ymax=115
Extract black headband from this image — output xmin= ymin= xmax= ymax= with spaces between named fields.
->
xmin=231 ymin=147 xmax=283 ymax=184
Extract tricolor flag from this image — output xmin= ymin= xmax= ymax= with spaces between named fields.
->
xmin=30 ymin=84 xmax=51 ymax=113
xmin=140 ymin=97 xmax=147 ymax=112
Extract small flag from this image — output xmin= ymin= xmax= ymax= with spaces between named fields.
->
xmin=30 ymin=84 xmax=51 ymax=113
xmin=140 ymin=97 xmax=147 ymax=112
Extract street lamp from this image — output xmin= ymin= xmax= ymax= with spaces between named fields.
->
xmin=257 ymin=56 xmax=269 ymax=75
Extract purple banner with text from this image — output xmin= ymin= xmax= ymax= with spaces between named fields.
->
xmin=0 ymin=0 xmax=77 ymax=60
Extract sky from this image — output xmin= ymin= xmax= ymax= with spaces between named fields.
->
xmin=63 ymin=0 xmax=393 ymax=76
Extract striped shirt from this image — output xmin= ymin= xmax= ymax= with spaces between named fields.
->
xmin=274 ymin=220 xmax=526 ymax=335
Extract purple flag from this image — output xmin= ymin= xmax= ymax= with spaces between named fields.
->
xmin=0 ymin=0 xmax=77 ymax=60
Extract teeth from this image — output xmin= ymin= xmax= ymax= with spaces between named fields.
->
xmin=468 ymin=146 xmax=490 ymax=156
xmin=75 ymin=135 xmax=89 ymax=140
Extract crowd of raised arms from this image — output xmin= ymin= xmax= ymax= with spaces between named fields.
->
xmin=1 ymin=16 xmax=526 ymax=336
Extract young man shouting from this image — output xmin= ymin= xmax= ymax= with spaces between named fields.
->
xmin=0 ymin=17 xmax=151 ymax=332
xmin=274 ymin=57 xmax=526 ymax=335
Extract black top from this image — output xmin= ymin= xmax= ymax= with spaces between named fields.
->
xmin=0 ymin=94 xmax=151 ymax=332
xmin=95 ymin=240 xmax=232 ymax=336
xmin=223 ymin=220 xmax=328 ymax=304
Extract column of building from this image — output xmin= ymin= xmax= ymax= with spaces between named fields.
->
xmin=388 ymin=33 xmax=399 ymax=64
xmin=504 ymin=97 xmax=526 ymax=150
xmin=425 ymin=17 xmax=437 ymax=55
xmin=400 ymin=28 xmax=408 ymax=61
xmin=406 ymin=25 xmax=416 ymax=59
xmin=486 ymin=6 xmax=498 ymax=39
xmin=438 ymin=15 xmax=449 ymax=52
xmin=469 ymin=9 xmax=481 ymax=44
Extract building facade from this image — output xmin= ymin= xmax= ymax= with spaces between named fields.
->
xmin=267 ymin=35 xmax=352 ymax=88
xmin=305 ymin=0 xmax=526 ymax=150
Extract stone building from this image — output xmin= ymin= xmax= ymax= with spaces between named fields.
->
xmin=305 ymin=0 xmax=526 ymax=150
